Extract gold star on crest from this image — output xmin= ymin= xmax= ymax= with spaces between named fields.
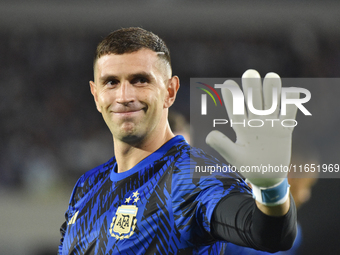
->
xmin=125 ymin=197 xmax=132 ymax=203
xmin=132 ymin=190 xmax=139 ymax=198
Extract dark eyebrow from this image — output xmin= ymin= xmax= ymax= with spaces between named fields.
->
xmin=127 ymin=72 xmax=153 ymax=81
xmin=99 ymin=72 xmax=154 ymax=83
xmin=99 ymin=75 xmax=119 ymax=84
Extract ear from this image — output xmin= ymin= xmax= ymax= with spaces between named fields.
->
xmin=89 ymin=81 xmax=102 ymax=113
xmin=164 ymin=76 xmax=180 ymax=108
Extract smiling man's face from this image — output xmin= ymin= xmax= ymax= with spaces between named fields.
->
xmin=90 ymin=48 xmax=174 ymax=144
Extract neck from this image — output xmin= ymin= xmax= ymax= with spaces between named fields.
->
xmin=113 ymin=125 xmax=174 ymax=173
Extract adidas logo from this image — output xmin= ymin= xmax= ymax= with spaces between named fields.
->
xmin=68 ymin=211 xmax=79 ymax=225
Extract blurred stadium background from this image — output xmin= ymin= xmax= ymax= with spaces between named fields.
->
xmin=0 ymin=1 xmax=339 ymax=254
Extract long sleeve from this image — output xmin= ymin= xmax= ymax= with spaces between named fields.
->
xmin=211 ymin=193 xmax=297 ymax=253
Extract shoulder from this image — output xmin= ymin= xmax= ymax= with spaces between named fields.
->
xmin=170 ymin=139 xmax=247 ymax=188
xmin=169 ymin=140 xmax=232 ymax=177
xmin=81 ymin=157 xmax=114 ymax=183
xmin=165 ymin=136 xmax=220 ymax=164
xmin=68 ymin=157 xmax=115 ymax=206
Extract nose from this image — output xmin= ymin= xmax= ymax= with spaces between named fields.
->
xmin=116 ymin=81 xmax=135 ymax=105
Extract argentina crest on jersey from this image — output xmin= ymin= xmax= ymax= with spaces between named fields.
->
xmin=109 ymin=190 xmax=140 ymax=240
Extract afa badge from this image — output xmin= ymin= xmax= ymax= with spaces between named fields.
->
xmin=109 ymin=190 xmax=140 ymax=239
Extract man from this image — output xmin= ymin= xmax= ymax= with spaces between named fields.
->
xmin=58 ymin=27 xmax=297 ymax=254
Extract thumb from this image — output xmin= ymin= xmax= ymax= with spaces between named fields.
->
xmin=206 ymin=130 xmax=237 ymax=164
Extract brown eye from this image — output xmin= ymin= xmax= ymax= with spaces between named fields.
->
xmin=132 ymin=77 xmax=149 ymax=85
xmin=139 ymin=77 xmax=148 ymax=83
xmin=106 ymin=80 xmax=118 ymax=86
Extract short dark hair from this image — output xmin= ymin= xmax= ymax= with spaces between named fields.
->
xmin=94 ymin=27 xmax=171 ymax=68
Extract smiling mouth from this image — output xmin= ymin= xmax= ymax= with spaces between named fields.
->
xmin=116 ymin=110 xmax=140 ymax=114
xmin=111 ymin=103 xmax=147 ymax=116
xmin=113 ymin=109 xmax=144 ymax=116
